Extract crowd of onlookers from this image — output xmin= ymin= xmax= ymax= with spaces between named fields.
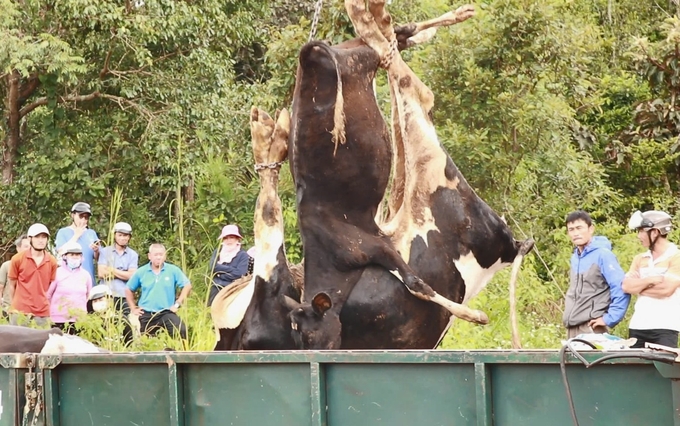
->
xmin=0 ymin=201 xmax=253 ymax=345
xmin=2 ymin=202 xmax=679 ymax=350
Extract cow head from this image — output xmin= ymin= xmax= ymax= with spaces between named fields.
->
xmin=285 ymin=292 xmax=341 ymax=349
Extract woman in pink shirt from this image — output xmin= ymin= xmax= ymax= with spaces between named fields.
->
xmin=46 ymin=242 xmax=92 ymax=334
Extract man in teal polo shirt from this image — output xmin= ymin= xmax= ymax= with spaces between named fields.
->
xmin=125 ymin=243 xmax=192 ymax=341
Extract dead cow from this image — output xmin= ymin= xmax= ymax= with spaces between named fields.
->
xmin=0 ymin=324 xmax=107 ymax=353
xmin=287 ymin=1 xmax=534 ymax=349
xmin=212 ymin=5 xmax=534 ymax=350
xmin=287 ymin=10 xmax=490 ymax=349
xmin=0 ymin=325 xmax=64 ymax=353
xmin=343 ymin=0 xmax=535 ymax=348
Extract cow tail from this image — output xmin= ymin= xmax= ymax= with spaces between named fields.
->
xmin=331 ymin=64 xmax=346 ymax=155
xmin=508 ymin=253 xmax=525 ymax=349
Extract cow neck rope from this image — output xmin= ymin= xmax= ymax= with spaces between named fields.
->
xmin=559 ymin=339 xmax=677 ymax=426
xmin=308 ymin=0 xmax=324 ymax=42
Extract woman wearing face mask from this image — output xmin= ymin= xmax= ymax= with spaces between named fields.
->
xmin=207 ymin=224 xmax=250 ymax=307
xmin=46 ymin=242 xmax=93 ymax=334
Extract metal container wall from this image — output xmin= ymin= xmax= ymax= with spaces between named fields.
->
xmin=0 ymin=355 xmax=29 ymax=426
xmin=0 ymin=350 xmax=674 ymax=426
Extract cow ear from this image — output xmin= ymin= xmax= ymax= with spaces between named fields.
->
xmin=283 ymin=295 xmax=300 ymax=311
xmin=311 ymin=292 xmax=332 ymax=316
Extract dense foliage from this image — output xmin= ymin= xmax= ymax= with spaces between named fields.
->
xmin=2 ymin=0 xmax=680 ymax=349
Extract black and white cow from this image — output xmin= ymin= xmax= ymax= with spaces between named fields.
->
xmin=0 ymin=324 xmax=105 ymax=353
xmin=285 ymin=1 xmax=533 ymax=349
xmin=212 ymin=4 xmax=534 ymax=351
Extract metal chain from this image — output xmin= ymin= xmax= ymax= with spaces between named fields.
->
xmin=379 ymin=38 xmax=399 ymax=69
xmin=254 ymin=161 xmax=285 ymax=171
xmin=308 ymin=0 xmax=324 ymax=42
xmin=31 ymin=371 xmax=44 ymax=426
xmin=22 ymin=355 xmax=36 ymax=426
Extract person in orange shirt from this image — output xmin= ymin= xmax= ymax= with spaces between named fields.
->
xmin=6 ymin=223 xmax=58 ymax=327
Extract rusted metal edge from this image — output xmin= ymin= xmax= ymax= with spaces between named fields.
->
xmin=38 ymin=355 xmax=62 ymax=370
xmin=0 ymin=353 xmax=31 ymax=369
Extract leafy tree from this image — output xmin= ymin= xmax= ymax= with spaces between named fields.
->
xmin=0 ymin=0 xmax=272 ymax=252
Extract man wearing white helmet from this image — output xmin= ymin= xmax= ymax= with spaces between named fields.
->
xmin=55 ymin=202 xmax=100 ymax=286
xmin=623 ymin=210 xmax=680 ymax=348
xmin=6 ymin=223 xmax=58 ymax=327
xmin=97 ymin=221 xmax=139 ymax=344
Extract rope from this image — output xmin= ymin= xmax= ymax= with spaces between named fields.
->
xmin=308 ymin=0 xmax=324 ymax=42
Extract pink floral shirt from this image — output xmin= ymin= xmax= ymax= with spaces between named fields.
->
xmin=46 ymin=265 xmax=92 ymax=323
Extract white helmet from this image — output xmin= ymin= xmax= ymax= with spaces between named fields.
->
xmin=61 ymin=241 xmax=83 ymax=255
xmin=27 ymin=223 xmax=50 ymax=237
xmin=628 ymin=210 xmax=673 ymax=235
xmin=113 ymin=222 xmax=132 ymax=235
xmin=90 ymin=284 xmax=112 ymax=300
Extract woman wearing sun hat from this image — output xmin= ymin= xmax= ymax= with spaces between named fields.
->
xmin=207 ymin=224 xmax=250 ymax=306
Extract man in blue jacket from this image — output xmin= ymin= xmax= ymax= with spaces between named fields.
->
xmin=563 ymin=210 xmax=630 ymax=338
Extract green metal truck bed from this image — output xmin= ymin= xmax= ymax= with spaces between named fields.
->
xmin=0 ymin=350 xmax=676 ymax=426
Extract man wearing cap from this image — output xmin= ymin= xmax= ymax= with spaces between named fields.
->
xmin=6 ymin=224 xmax=58 ymax=327
xmin=125 ymin=243 xmax=192 ymax=341
xmin=623 ymin=210 xmax=680 ymax=348
xmin=97 ymin=222 xmax=139 ymax=344
xmin=55 ymin=202 xmax=100 ymax=286
xmin=0 ymin=234 xmax=30 ymax=318
xmin=207 ymin=224 xmax=249 ymax=306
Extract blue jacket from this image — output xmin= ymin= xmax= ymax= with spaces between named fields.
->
xmin=209 ymin=248 xmax=249 ymax=288
xmin=563 ymin=236 xmax=630 ymax=328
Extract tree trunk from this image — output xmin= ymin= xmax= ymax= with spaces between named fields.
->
xmin=3 ymin=71 xmax=21 ymax=185
xmin=2 ymin=71 xmax=40 ymax=185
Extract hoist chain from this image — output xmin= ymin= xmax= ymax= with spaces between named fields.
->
xmin=254 ymin=161 xmax=285 ymax=171
xmin=308 ymin=0 xmax=324 ymax=42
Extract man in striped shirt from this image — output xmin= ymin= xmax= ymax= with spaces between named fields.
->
xmin=623 ymin=210 xmax=680 ymax=348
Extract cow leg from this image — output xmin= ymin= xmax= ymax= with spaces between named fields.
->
xmin=394 ymin=5 xmax=476 ymax=50
xmin=325 ymin=220 xmax=488 ymax=324
xmin=345 ymin=0 xmax=394 ymax=61
xmin=211 ymin=107 xmax=292 ymax=350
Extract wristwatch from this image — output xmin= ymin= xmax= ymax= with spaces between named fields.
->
xmin=173 ymin=302 xmax=181 ymax=309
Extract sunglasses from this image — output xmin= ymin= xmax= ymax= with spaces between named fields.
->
xmin=78 ymin=213 xmax=91 ymax=219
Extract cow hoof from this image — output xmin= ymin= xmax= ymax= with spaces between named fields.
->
xmin=474 ymin=311 xmax=489 ymax=325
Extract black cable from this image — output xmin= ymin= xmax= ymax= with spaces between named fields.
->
xmin=585 ymin=352 xmax=677 ymax=368
xmin=560 ymin=338 xmax=678 ymax=426
xmin=560 ymin=339 xmax=597 ymax=426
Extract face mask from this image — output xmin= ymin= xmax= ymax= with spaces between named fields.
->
xmin=66 ymin=258 xmax=82 ymax=269
xmin=92 ymin=299 xmax=108 ymax=313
